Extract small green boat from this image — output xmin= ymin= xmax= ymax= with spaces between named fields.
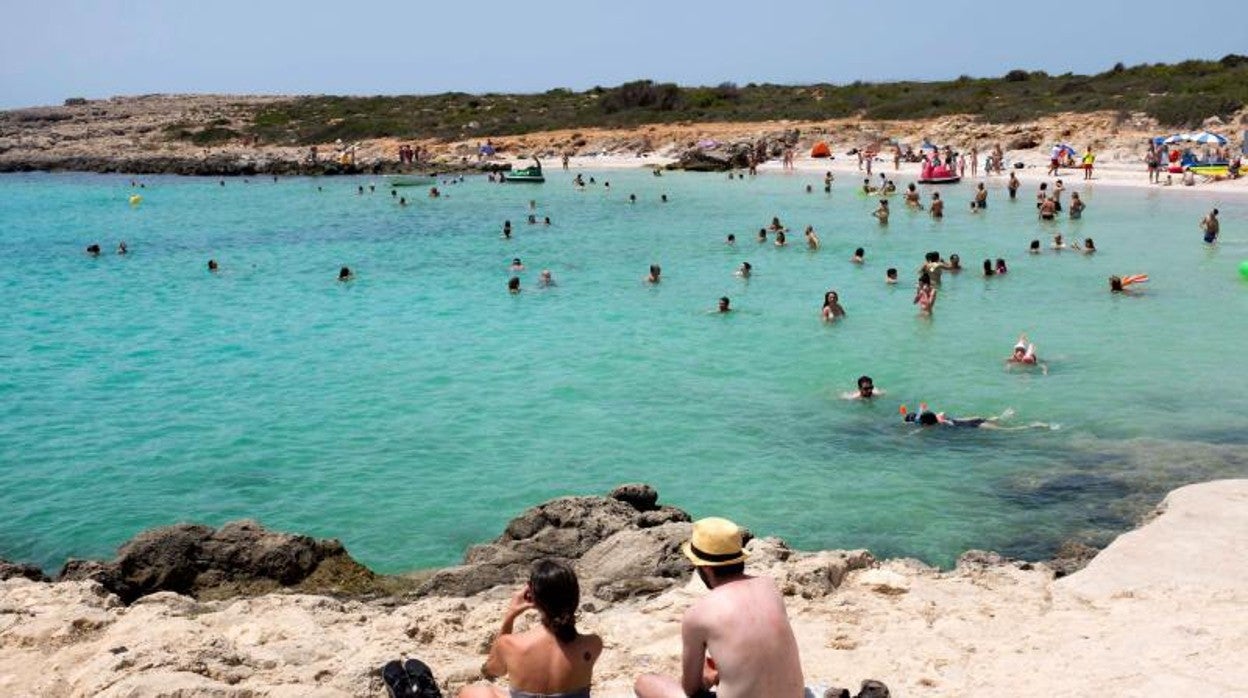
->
xmin=386 ymin=175 xmax=436 ymax=187
xmin=504 ymin=158 xmax=545 ymax=183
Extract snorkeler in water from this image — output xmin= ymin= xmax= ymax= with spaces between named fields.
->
xmin=900 ymin=404 xmax=1053 ymax=430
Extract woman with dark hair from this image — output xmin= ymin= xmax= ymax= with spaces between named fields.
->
xmin=459 ymin=560 xmax=602 ymax=698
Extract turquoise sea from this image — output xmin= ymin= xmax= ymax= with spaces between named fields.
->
xmin=2 ymin=169 xmax=1246 ymax=574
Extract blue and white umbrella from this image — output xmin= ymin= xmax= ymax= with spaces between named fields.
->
xmin=1164 ymin=131 xmax=1227 ymax=145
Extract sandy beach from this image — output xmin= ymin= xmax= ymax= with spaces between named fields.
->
xmin=2 ymin=480 xmax=1246 ymax=697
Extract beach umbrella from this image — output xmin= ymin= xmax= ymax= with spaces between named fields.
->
xmin=1165 ymin=132 xmax=1227 ymax=145
xmin=1187 ymin=131 xmax=1228 ymax=145
xmin=1056 ymin=144 xmax=1078 ymax=157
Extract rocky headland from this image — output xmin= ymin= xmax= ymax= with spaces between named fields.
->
xmin=3 ymin=94 xmax=1243 ymax=178
xmin=2 ymin=480 xmax=1246 ymax=697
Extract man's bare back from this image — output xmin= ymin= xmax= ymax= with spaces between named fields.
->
xmin=681 ymin=574 xmax=805 ymax=698
xmin=635 ymin=516 xmax=804 ymax=698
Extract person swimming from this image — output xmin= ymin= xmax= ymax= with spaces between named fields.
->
xmin=821 ymin=290 xmax=846 ymax=322
xmin=944 ymin=254 xmax=962 ymax=272
xmin=774 ymin=230 xmax=787 ymax=246
xmin=502 ymin=220 xmax=512 ymax=239
xmin=983 ymin=259 xmax=995 ymax=277
xmin=996 ymin=258 xmax=1008 ymax=274
xmin=646 ymin=264 xmax=661 ymax=284
xmin=338 ymin=266 xmax=353 ymax=281
xmin=511 ymin=258 xmax=525 ymax=272
xmin=1110 ymin=274 xmax=1148 ymax=293
xmin=207 ymin=259 xmax=219 ymax=272
xmin=508 ymin=276 xmax=521 ymax=294
xmin=804 ymin=226 xmax=820 ymax=249
xmin=901 ymin=404 xmax=1049 ymax=430
xmin=717 ymin=296 xmax=732 ymax=313
xmin=1052 ymin=233 xmax=1066 ymax=250
xmin=1006 ymin=333 xmax=1047 ymax=374
xmin=1029 ymin=240 xmax=1041 ymax=254
xmin=757 ymin=228 xmax=768 ymax=243
xmin=851 ymin=247 xmax=865 ymax=264
xmin=736 ymin=261 xmax=752 ymax=278
xmin=537 ymin=270 xmax=556 ymax=288
xmin=885 ymin=268 xmax=898 ymax=284
xmin=726 ymin=234 xmax=736 ymax=245
xmin=768 ymin=217 xmax=785 ymax=232
xmin=842 ymin=375 xmax=884 ymax=400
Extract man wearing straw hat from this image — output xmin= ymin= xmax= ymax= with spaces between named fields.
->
xmin=634 ymin=517 xmax=805 ymax=698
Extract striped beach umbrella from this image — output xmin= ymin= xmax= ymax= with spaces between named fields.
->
xmin=1164 ymin=131 xmax=1227 ymax=145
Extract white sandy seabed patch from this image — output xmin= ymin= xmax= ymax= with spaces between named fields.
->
xmin=1 ymin=479 xmax=1246 ymax=697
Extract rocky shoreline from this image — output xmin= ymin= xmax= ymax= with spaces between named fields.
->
xmin=0 ymin=483 xmax=1089 ymax=606
xmin=4 ymin=481 xmax=1245 ymax=696
xmin=5 ymin=94 xmax=1242 ymax=178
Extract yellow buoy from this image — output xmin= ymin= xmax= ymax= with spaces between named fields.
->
xmin=128 ymin=194 xmax=142 ymax=205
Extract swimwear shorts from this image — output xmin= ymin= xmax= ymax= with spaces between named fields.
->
xmin=1204 ymin=233 xmax=1216 ymax=244
xmin=949 ymin=418 xmax=987 ymax=428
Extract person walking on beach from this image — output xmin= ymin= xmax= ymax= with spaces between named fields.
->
xmin=633 ymin=517 xmax=806 ymax=698
xmin=1201 ymin=208 xmax=1220 ymax=243
xmin=970 ymin=145 xmax=979 ymax=178
xmin=1146 ymin=145 xmax=1160 ymax=183
xmin=459 ymin=559 xmax=602 ymax=698
xmin=1082 ymin=147 xmax=1095 ymax=180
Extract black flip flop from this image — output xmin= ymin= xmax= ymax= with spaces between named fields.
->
xmin=382 ymin=659 xmax=414 ymax=698
xmin=403 ymin=658 xmax=442 ymax=698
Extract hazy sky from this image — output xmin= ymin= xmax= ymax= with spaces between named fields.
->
xmin=3 ymin=0 xmax=1246 ymax=108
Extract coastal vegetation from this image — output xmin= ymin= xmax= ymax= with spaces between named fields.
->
xmin=243 ymin=55 xmax=1248 ymax=145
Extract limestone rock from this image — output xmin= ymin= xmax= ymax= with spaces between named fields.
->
xmin=0 ymin=559 xmax=49 ymax=582
xmin=781 ymin=550 xmax=875 ymax=599
xmin=418 ymin=485 xmax=691 ymax=598
xmin=1049 ymin=540 xmax=1100 ymax=578
xmin=577 ymin=522 xmax=691 ymax=600
xmin=609 ymin=483 xmax=659 ymax=511
xmin=856 ymin=568 xmax=911 ymax=595
xmin=57 ymin=520 xmax=372 ymax=603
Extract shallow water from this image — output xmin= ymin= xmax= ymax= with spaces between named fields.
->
xmin=1 ymin=170 xmax=1245 ymax=573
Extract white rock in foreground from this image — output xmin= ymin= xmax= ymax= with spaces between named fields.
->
xmin=1 ymin=480 xmax=1246 ymax=697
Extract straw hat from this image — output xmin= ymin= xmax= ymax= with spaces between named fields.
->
xmin=682 ymin=517 xmax=748 ymax=567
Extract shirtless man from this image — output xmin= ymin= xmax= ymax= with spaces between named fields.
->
xmin=1200 ymin=208 xmax=1220 ymax=244
xmin=633 ymin=518 xmax=805 ymax=698
xmin=872 ymin=199 xmax=890 ymax=224
xmin=842 ymin=375 xmax=884 ymax=400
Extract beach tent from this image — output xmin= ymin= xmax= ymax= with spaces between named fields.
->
xmin=810 ymin=141 xmax=831 ymax=158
